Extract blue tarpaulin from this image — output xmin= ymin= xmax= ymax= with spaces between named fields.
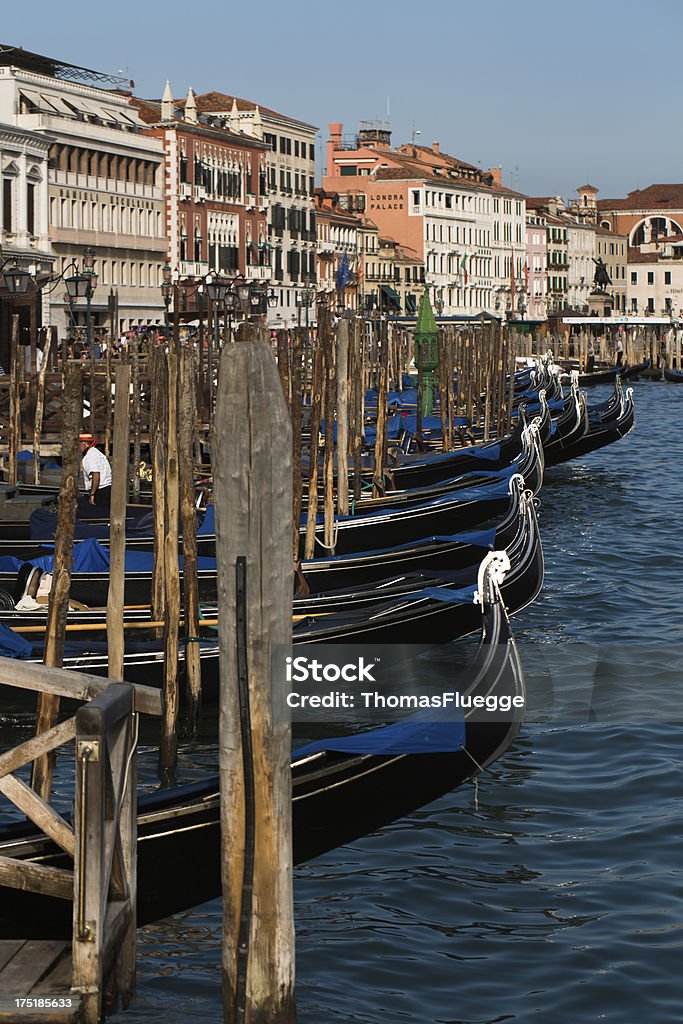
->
xmin=294 ymin=710 xmax=466 ymax=757
xmin=0 ymin=622 xmax=32 ymax=659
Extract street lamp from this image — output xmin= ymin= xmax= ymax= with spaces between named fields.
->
xmin=65 ymin=247 xmax=98 ymax=353
xmin=1 ymin=262 xmax=32 ymax=294
xmin=161 ymin=262 xmax=174 ymax=327
xmin=296 ymin=284 xmax=316 ymax=335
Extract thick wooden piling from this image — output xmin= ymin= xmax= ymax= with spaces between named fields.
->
xmin=303 ymin=342 xmax=323 ymax=561
xmin=213 ymin=337 xmax=295 ymax=1024
xmin=373 ymin=318 xmax=389 ymax=497
xmin=290 ymin=328 xmax=304 ymax=566
xmin=319 ymin=306 xmax=336 ymax=551
xmin=8 ymin=315 xmax=20 ymax=487
xmin=179 ymin=342 xmax=202 ymax=730
xmin=31 ymin=364 xmax=83 ymax=802
xmin=107 ymin=364 xmax=131 ymax=682
xmin=150 ymin=345 xmax=167 ymax=624
xmin=336 ymin=317 xmax=350 ymax=516
xmin=160 ymin=342 xmax=181 ymax=777
xmin=32 ymin=326 xmax=55 ymax=485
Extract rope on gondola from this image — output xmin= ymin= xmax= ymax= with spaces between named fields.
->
xmin=314 ymin=521 xmax=339 ymax=551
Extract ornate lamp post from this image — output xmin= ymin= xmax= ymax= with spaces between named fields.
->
xmin=296 ymin=284 xmax=316 ymax=336
xmin=414 ymin=286 xmax=439 ymax=416
xmin=65 ymin=247 xmax=98 ymax=352
xmin=1 ymin=262 xmax=32 ymax=295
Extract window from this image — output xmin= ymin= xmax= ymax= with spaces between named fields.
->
xmin=412 ymin=190 xmax=420 ymax=207
xmin=631 ymin=272 xmax=637 ymax=285
xmin=445 ymin=194 xmax=452 ymax=209
xmin=27 ymin=183 xmax=35 ymax=236
xmin=294 ymin=140 xmax=299 ymax=158
xmin=665 ymin=271 xmax=672 ymax=284
xmin=647 ymin=272 xmax=654 ymax=285
xmin=3 ymin=179 xmax=12 ymax=232
xmin=309 ymin=143 xmax=315 ymax=161
xmin=631 ymin=297 xmax=637 ymax=312
xmin=647 ymin=297 xmax=655 ymax=313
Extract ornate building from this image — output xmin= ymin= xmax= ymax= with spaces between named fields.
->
xmin=0 ymin=122 xmax=53 ymax=362
xmin=177 ymin=92 xmax=318 ymax=328
xmin=133 ymin=86 xmax=268 ymax=315
xmin=0 ymin=45 xmax=167 ymax=337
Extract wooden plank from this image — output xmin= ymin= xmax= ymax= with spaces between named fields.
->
xmin=0 ymin=858 xmax=73 ymax=900
xmin=0 ymin=939 xmax=69 ymax=995
xmin=0 ymin=662 xmax=161 ymax=716
xmin=0 ymin=776 xmax=75 ymax=857
xmin=0 ymin=717 xmax=76 ymax=780
xmin=0 ymin=941 xmax=24 ymax=973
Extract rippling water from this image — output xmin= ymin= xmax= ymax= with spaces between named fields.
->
xmin=5 ymin=381 xmax=682 ymax=1024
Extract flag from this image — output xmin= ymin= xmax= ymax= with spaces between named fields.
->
xmin=336 ymin=250 xmax=350 ymax=291
xmin=460 ymin=253 xmax=468 ymax=286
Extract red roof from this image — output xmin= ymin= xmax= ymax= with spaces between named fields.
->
xmin=598 ymin=184 xmax=683 ymax=211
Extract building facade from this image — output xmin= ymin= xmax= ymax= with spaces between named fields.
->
xmin=324 ymin=122 xmax=526 ymax=321
xmin=525 ymin=211 xmax=548 ymax=322
xmin=314 ymin=190 xmax=358 ymax=310
xmin=0 ymin=121 xmax=54 ymax=360
xmin=134 ymin=89 xmax=269 ymax=315
xmin=182 ymin=93 xmax=317 ymax=328
xmin=0 ymin=46 xmax=167 ymax=337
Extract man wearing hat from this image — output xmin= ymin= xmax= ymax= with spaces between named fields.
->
xmin=79 ymin=434 xmax=112 ymax=507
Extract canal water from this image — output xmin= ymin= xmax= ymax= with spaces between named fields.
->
xmin=4 ymin=380 xmax=682 ymax=1023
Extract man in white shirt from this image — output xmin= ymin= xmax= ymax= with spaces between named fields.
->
xmin=79 ymin=434 xmax=112 ymax=507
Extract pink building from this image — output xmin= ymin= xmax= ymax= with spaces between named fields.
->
xmin=526 ymin=208 xmax=548 ymax=322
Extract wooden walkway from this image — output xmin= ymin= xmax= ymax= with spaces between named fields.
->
xmin=0 ymin=941 xmax=80 ymax=1022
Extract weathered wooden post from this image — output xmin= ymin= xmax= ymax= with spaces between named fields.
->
xmin=290 ymin=328 xmax=304 ymax=563
xmin=179 ymin=341 xmax=202 ymax=730
xmin=372 ymin=317 xmax=389 ymax=498
xmin=32 ymin=326 xmax=54 ymax=485
xmin=213 ymin=336 xmax=295 ymax=1023
xmin=8 ymin=315 xmax=20 ymax=486
xmin=32 ymin=364 xmax=83 ymax=800
xmin=336 ymin=316 xmax=350 ymax=515
xmin=107 ymin=364 xmax=131 ymax=682
xmin=319 ymin=305 xmax=336 ymax=550
xmin=131 ymin=338 xmax=141 ymax=502
xmin=150 ymin=344 xmax=167 ymax=624
xmin=303 ymin=341 xmax=323 ymax=561
xmin=160 ymin=335 xmax=181 ymax=777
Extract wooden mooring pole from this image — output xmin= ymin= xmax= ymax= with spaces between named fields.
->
xmin=107 ymin=364 xmax=131 ymax=682
xmin=31 ymin=364 xmax=83 ymax=801
xmin=160 ymin=338 xmax=181 ymax=779
xmin=214 ymin=336 xmax=295 ymax=1024
xmin=179 ymin=341 xmax=202 ymax=731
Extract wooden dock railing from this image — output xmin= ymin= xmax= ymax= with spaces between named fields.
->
xmin=0 ymin=663 xmax=161 ymax=1023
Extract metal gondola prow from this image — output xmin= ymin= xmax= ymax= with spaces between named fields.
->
xmin=473 ymin=550 xmax=511 ymax=610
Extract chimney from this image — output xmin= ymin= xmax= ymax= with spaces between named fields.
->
xmin=487 ymin=166 xmax=502 ymax=187
xmin=432 ymin=141 xmax=440 ymax=154
xmin=326 ymin=123 xmax=344 ymax=182
xmin=161 ymin=80 xmax=173 ymax=121
xmin=329 ymin=123 xmax=343 ymax=149
xmin=185 ymin=86 xmax=198 ymax=124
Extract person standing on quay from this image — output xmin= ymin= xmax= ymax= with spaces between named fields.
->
xmin=615 ymin=336 xmax=624 ymax=367
xmin=79 ymin=433 xmax=112 ymax=507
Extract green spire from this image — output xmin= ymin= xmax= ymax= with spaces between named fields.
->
xmin=414 ymin=286 xmax=437 ymax=341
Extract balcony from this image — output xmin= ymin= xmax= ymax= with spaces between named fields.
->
xmin=246 ymin=265 xmax=272 ymax=281
xmin=180 ymin=183 xmax=192 ymax=199
xmin=179 ymin=261 xmax=209 ymax=278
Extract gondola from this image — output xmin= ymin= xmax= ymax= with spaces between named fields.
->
xmin=0 ymin=484 xmax=542 ymax=646
xmin=576 ymin=365 xmax=619 ymax=387
xmin=0 ymin=490 xmax=542 ymax=685
xmin=663 ymin=367 xmax=683 ymax=383
xmin=544 ymin=386 xmax=635 ymax=467
xmin=0 ymin=476 xmax=532 ymax=606
xmin=0 ymin=556 xmax=525 ymax=938
xmin=620 ymin=358 xmax=651 ymax=380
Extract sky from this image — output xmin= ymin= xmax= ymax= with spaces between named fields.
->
xmin=2 ymin=0 xmax=680 ymax=201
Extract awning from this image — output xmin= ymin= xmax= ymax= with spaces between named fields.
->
xmin=20 ymin=89 xmax=57 ymax=114
xmin=381 ymin=283 xmax=402 ymax=310
xmin=405 ymin=293 xmax=417 ymax=313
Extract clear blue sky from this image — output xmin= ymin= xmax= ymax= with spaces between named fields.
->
xmin=2 ymin=0 xmax=678 ymax=200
